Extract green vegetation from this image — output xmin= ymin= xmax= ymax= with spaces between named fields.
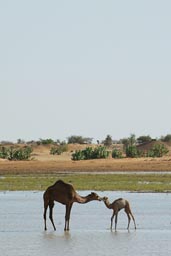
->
xmin=38 ymin=138 xmax=54 ymax=145
xmin=125 ymin=145 xmax=140 ymax=158
xmin=72 ymin=146 xmax=110 ymax=160
xmin=103 ymin=135 xmax=113 ymax=147
xmin=67 ymin=135 xmax=93 ymax=144
xmin=161 ymin=134 xmax=171 ymax=142
xmin=0 ymin=133 xmax=170 ymax=161
xmin=50 ymin=144 xmax=68 ymax=155
xmin=124 ymin=134 xmax=140 ymax=158
xmin=121 ymin=134 xmax=169 ymax=158
xmin=112 ymin=148 xmax=123 ymax=159
xmin=137 ymin=135 xmax=152 ymax=144
xmin=125 ymin=143 xmax=169 ymax=158
xmin=146 ymin=144 xmax=169 ymax=157
xmin=0 ymin=173 xmax=171 ymax=192
xmin=0 ymin=146 xmax=32 ymax=160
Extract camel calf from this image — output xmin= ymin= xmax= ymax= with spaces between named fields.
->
xmin=102 ymin=197 xmax=136 ymax=231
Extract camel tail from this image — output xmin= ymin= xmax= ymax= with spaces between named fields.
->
xmin=43 ymin=190 xmax=50 ymax=208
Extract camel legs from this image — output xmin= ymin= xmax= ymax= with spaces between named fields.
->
xmin=114 ymin=212 xmax=118 ymax=231
xmin=43 ymin=202 xmax=48 ymax=231
xmin=43 ymin=196 xmax=56 ymax=231
xmin=110 ymin=212 xmax=114 ymax=230
xmin=111 ymin=210 xmax=118 ymax=231
xmin=129 ymin=211 xmax=136 ymax=229
xmin=131 ymin=213 xmax=136 ymax=229
xmin=125 ymin=210 xmax=131 ymax=230
xmin=125 ymin=208 xmax=136 ymax=230
xmin=64 ymin=203 xmax=73 ymax=231
xmin=49 ymin=201 xmax=56 ymax=230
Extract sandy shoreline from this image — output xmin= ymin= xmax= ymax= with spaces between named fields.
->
xmin=0 ymin=157 xmax=171 ymax=174
xmin=1 ymin=144 xmax=171 ymax=174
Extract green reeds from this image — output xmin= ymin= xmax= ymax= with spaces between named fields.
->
xmin=0 ymin=173 xmax=171 ymax=192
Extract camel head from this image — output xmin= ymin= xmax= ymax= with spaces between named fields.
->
xmin=102 ymin=196 xmax=108 ymax=202
xmin=88 ymin=192 xmax=102 ymax=201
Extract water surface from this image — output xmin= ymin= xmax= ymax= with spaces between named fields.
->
xmin=0 ymin=191 xmax=171 ymax=256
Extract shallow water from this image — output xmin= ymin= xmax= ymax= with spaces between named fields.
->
xmin=0 ymin=191 xmax=171 ymax=256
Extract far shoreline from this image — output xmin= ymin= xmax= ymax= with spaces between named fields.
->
xmin=1 ymin=157 xmax=171 ymax=174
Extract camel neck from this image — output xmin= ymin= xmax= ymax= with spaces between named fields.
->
xmin=75 ymin=193 xmax=92 ymax=204
xmin=104 ymin=200 xmax=112 ymax=209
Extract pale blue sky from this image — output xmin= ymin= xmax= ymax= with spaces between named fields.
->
xmin=0 ymin=0 xmax=171 ymax=142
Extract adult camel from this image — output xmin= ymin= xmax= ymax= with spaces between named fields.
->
xmin=102 ymin=197 xmax=136 ymax=231
xmin=43 ymin=179 xmax=101 ymax=231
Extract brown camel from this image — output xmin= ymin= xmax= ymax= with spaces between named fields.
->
xmin=102 ymin=197 xmax=136 ymax=231
xmin=43 ymin=179 xmax=101 ymax=231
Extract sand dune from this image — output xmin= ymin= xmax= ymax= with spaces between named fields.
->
xmin=0 ymin=143 xmax=171 ymax=174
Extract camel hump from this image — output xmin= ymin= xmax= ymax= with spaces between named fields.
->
xmin=114 ymin=198 xmax=123 ymax=203
xmin=53 ymin=179 xmax=75 ymax=200
xmin=54 ymin=179 xmax=65 ymax=185
xmin=54 ymin=179 xmax=73 ymax=186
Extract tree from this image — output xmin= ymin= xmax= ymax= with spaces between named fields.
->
xmin=17 ymin=139 xmax=25 ymax=144
xmin=123 ymin=134 xmax=139 ymax=158
xmin=162 ymin=134 xmax=171 ymax=143
xmin=67 ymin=135 xmax=93 ymax=144
xmin=121 ymin=138 xmax=129 ymax=147
xmin=39 ymin=138 xmax=54 ymax=145
xmin=137 ymin=135 xmax=152 ymax=144
xmin=103 ymin=135 xmax=113 ymax=147
xmin=129 ymin=134 xmax=136 ymax=146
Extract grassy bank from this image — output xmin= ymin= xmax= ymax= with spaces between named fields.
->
xmin=0 ymin=173 xmax=171 ymax=192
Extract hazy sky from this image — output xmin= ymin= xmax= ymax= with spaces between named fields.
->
xmin=0 ymin=0 xmax=171 ymax=142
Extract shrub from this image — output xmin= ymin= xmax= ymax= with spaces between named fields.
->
xmin=92 ymin=146 xmax=110 ymax=159
xmin=125 ymin=145 xmax=140 ymax=158
xmin=82 ymin=147 xmax=94 ymax=160
xmin=38 ymin=138 xmax=54 ymax=145
xmin=123 ymin=134 xmax=142 ymax=158
xmin=112 ymin=149 xmax=123 ymax=159
xmin=0 ymin=146 xmax=33 ymax=160
xmin=71 ymin=146 xmax=110 ymax=161
xmin=146 ymin=144 xmax=169 ymax=157
xmin=50 ymin=144 xmax=68 ymax=155
xmin=0 ymin=146 xmax=8 ymax=159
xmin=72 ymin=150 xmax=85 ymax=160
